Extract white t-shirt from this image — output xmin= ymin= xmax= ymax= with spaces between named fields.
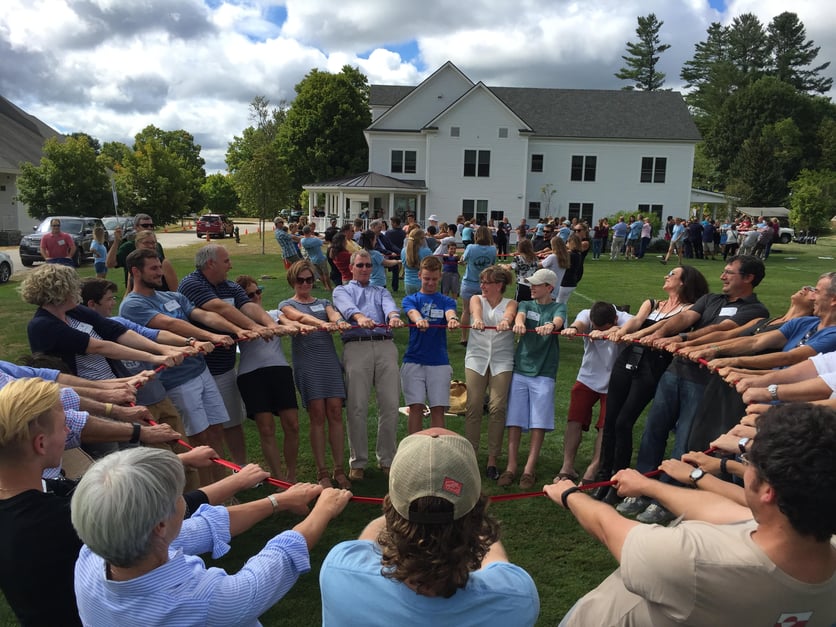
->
xmin=573 ymin=309 xmax=633 ymax=393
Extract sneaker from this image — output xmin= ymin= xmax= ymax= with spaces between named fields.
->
xmin=486 ymin=466 xmax=500 ymax=481
xmin=637 ymin=503 xmax=676 ymax=524
xmin=616 ymin=496 xmax=650 ymax=515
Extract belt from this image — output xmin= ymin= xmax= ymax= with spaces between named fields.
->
xmin=343 ymin=335 xmax=392 ymax=343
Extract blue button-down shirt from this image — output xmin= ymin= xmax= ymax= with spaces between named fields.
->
xmin=332 ymin=280 xmax=399 ymax=341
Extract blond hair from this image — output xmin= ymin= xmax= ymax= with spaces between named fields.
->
xmin=405 ymin=228 xmax=426 ymax=269
xmin=0 ymin=378 xmax=61 ymax=454
xmin=19 ymin=263 xmax=81 ymax=307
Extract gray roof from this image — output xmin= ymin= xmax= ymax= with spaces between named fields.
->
xmin=370 ymin=84 xmax=701 ymax=141
xmin=304 ymin=171 xmax=427 ymax=190
xmin=0 ymin=95 xmax=61 ymax=173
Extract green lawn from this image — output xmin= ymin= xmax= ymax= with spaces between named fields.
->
xmin=0 ymin=233 xmax=832 ymax=626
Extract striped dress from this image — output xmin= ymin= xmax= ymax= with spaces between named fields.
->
xmin=278 ymin=297 xmax=346 ymax=406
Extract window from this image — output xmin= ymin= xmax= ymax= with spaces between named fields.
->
xmin=640 ymin=157 xmax=666 ymax=183
xmin=638 ymin=204 xmax=664 ymax=223
xmin=490 ymin=210 xmax=505 ymax=222
xmin=531 ymin=154 xmax=544 ymax=173
xmin=498 ymin=127 xmax=508 ymax=138
xmin=462 ymin=199 xmax=488 ymax=223
xmin=391 ymin=150 xmax=417 ymax=174
xmin=450 ymin=126 xmax=460 ymax=137
xmin=570 ymin=155 xmax=596 ymax=181
xmin=568 ymin=203 xmax=594 ymax=223
xmin=464 ymin=150 xmax=490 ymax=177
xmin=528 ymin=202 xmax=541 ymax=221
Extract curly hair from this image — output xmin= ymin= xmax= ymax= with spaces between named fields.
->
xmin=377 ymin=494 xmax=500 ymax=598
xmin=748 ymin=403 xmax=836 ymax=541
xmin=19 ymin=263 xmax=81 ymax=307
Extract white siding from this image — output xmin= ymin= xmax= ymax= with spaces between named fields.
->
xmin=368 ymin=133 xmax=426 ymax=180
xmin=371 ymin=70 xmax=472 ymax=131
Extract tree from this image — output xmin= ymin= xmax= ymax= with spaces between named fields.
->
xmin=113 ymin=136 xmax=193 ymax=225
xmin=767 ymin=12 xmax=832 ymax=94
xmin=17 ymin=135 xmax=111 ymax=218
xmin=201 ymin=173 xmax=239 ymax=215
xmin=614 ymin=13 xmax=671 ymax=91
xmin=681 ymin=22 xmax=737 ymax=120
xmin=277 ymin=65 xmax=372 ymax=191
xmin=727 ymin=13 xmax=770 ymax=82
xmin=226 ymin=97 xmax=294 ymax=220
xmin=132 ymin=126 xmax=206 ymax=215
xmin=788 ymin=169 xmax=836 ymax=232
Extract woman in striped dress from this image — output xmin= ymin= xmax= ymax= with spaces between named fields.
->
xmin=278 ymin=260 xmax=353 ymax=489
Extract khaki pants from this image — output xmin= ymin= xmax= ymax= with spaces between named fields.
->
xmin=343 ymin=340 xmax=401 ymax=469
xmin=464 ymin=367 xmax=512 ymax=459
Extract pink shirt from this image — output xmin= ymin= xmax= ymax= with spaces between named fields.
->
xmin=40 ymin=231 xmax=74 ymax=259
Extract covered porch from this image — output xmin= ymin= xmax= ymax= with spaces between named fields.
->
xmin=303 ymin=172 xmax=428 ymax=231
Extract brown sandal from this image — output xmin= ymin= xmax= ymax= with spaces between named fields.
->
xmin=317 ymin=468 xmax=335 ymax=489
xmin=333 ymin=469 xmax=352 ymax=490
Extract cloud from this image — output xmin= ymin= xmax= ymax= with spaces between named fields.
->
xmin=0 ymin=0 xmax=833 ymax=173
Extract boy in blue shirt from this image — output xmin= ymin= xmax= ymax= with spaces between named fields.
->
xmin=402 ymin=256 xmax=460 ymax=433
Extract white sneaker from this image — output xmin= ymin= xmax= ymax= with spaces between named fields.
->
xmin=616 ymin=496 xmax=650 ymax=515
xmin=637 ymin=503 xmax=675 ymax=524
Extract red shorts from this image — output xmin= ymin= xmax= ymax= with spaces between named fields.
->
xmin=566 ymin=380 xmax=606 ymax=431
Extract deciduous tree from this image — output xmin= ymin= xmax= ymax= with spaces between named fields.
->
xmin=201 ymin=173 xmax=238 ymax=215
xmin=788 ymin=169 xmax=836 ymax=232
xmin=17 ymin=136 xmax=111 ymax=218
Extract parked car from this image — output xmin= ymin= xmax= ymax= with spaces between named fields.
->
xmin=102 ymin=216 xmax=134 ymax=244
xmin=19 ymin=216 xmax=108 ymax=267
xmin=196 ymin=214 xmax=234 ymax=239
xmin=0 ymin=251 xmax=13 ymax=283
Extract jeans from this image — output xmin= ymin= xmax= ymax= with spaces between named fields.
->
xmin=592 ymin=238 xmax=603 ymax=259
xmin=636 ymin=371 xmax=706 ymax=474
xmin=638 ymin=236 xmax=650 ymax=258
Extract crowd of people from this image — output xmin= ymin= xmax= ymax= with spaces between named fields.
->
xmin=0 ymin=209 xmax=833 ymax=625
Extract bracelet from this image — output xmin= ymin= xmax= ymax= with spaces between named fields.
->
xmin=104 ymin=402 xmax=113 ymax=417
xmin=561 ymin=486 xmax=582 ymax=511
xmin=267 ymin=494 xmax=279 ymax=515
xmin=129 ymin=422 xmax=142 ymax=444
xmin=720 ymin=457 xmax=728 ymax=475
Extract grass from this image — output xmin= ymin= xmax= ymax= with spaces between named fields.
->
xmin=0 ymin=232 xmax=832 ymax=626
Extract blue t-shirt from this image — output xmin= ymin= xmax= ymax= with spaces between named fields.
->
xmin=612 ymin=221 xmax=629 ymax=238
xmin=320 ymin=541 xmax=540 ymax=627
xmin=461 ymin=226 xmax=474 ymax=242
xmin=402 ymin=291 xmax=456 ymax=366
xmin=461 ymin=244 xmax=497 ymax=287
xmin=779 ymin=317 xmax=836 ymax=354
xmin=401 ymin=246 xmax=432 ymax=287
xmin=90 ymin=240 xmax=107 ymax=263
xmin=628 ymin=221 xmax=642 ymax=239
xmin=119 ymin=291 xmax=207 ymax=390
xmin=558 ymin=226 xmax=571 ymax=242
xmin=300 ymin=237 xmax=325 ymax=263
xmin=368 ymin=250 xmax=387 ymax=288
xmin=671 ymin=224 xmax=685 ymax=242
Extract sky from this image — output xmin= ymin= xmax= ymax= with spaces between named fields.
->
xmin=1 ymin=0 xmax=834 ymax=173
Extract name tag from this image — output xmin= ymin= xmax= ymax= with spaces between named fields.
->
xmin=430 ymin=308 xmax=444 ymax=319
xmin=310 ymin=304 xmax=325 ymax=313
xmin=526 ymin=310 xmax=541 ymax=322
xmin=75 ymin=322 xmax=93 ymax=334
xmin=164 ymin=300 xmax=181 ymax=312
xmin=719 ymin=307 xmax=738 ymax=317
xmin=57 ymin=239 xmax=66 ymax=246
xmin=222 ymin=297 xmax=235 ymax=306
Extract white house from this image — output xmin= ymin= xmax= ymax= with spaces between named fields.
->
xmin=304 ymin=61 xmax=702 ymax=229
xmin=0 ymin=95 xmax=61 ymax=234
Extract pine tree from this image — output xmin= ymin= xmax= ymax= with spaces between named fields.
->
xmin=615 ymin=14 xmax=671 ymax=91
xmin=767 ymin=12 xmax=832 ymax=94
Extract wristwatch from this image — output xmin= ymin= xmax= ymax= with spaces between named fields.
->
xmin=767 ymin=384 xmax=779 ymax=401
xmin=679 ymin=332 xmax=689 ymax=342
xmin=738 ymin=437 xmax=751 ymax=454
xmin=689 ymin=467 xmax=706 ymax=486
xmin=129 ymin=422 xmax=142 ymax=444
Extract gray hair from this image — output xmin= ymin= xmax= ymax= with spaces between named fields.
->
xmin=369 ymin=219 xmax=384 ymax=230
xmin=820 ymin=272 xmax=836 ymax=296
xmin=71 ymin=447 xmax=185 ymax=568
xmin=194 ymin=244 xmax=222 ymax=269
xmin=133 ymin=213 xmax=153 ymax=228
xmin=302 ymin=225 xmax=312 ymax=235
xmin=350 ymin=249 xmax=371 ymax=265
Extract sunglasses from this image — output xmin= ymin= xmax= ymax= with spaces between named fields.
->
xmin=247 ymin=288 xmax=263 ymax=297
xmin=353 ymin=263 xmax=373 ymax=268
xmin=802 ymin=285 xmax=818 ymax=293
xmin=295 ymin=276 xmax=315 ymax=284
xmin=666 ymin=270 xmax=677 ymax=277
xmin=139 ymin=223 xmax=155 ymax=229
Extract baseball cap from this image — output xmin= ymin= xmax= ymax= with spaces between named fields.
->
xmin=389 ymin=428 xmax=481 ymax=524
xmin=428 ymin=214 xmax=439 ymax=222
xmin=527 ymin=268 xmax=558 ymax=286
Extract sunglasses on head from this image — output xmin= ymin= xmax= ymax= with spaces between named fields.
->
xmin=353 ymin=263 xmax=372 ymax=268
xmin=247 ymin=288 xmax=263 ymax=297
xmin=296 ymin=276 xmax=315 ymax=284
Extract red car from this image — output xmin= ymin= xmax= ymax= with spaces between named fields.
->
xmin=196 ymin=214 xmax=234 ymax=238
